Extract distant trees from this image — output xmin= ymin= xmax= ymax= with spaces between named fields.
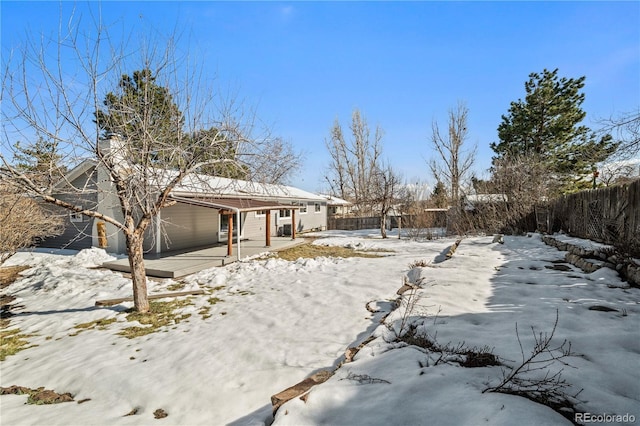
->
xmin=325 ymin=109 xmax=383 ymax=212
xmin=491 ymin=68 xmax=617 ymax=195
xmin=428 ymin=102 xmax=476 ymax=208
xmin=324 ymin=108 xmax=400 ymax=238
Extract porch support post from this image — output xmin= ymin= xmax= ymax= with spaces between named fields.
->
xmin=227 ymin=213 xmax=233 ymax=257
xmin=265 ymin=210 xmax=271 ymax=247
xmin=291 ymin=208 xmax=296 ymax=240
xmin=236 ymin=209 xmax=241 ymax=260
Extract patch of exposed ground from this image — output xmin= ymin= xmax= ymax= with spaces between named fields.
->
xmin=274 ymin=242 xmax=390 ymax=261
xmin=118 ymin=299 xmax=193 ymax=339
xmin=1 ymin=385 xmax=74 ymax=404
xmin=0 ymin=265 xmax=30 ymax=289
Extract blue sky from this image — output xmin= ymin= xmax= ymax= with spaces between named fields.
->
xmin=2 ymin=1 xmax=639 ymax=192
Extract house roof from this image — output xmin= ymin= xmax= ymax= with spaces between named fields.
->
xmin=318 ymin=194 xmax=352 ymax=206
xmin=56 ymin=160 xmax=325 ymax=202
xmin=464 ymin=194 xmax=508 ymax=203
xmin=169 ymin=196 xmax=299 ymax=213
xmin=170 ymin=173 xmax=326 ymax=202
xmin=53 ymin=159 xmax=97 ymax=190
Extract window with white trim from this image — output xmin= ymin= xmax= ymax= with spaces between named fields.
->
xmin=314 ymin=202 xmax=322 ymax=213
xmin=255 ymin=210 xmax=267 ymax=217
xmin=279 ymin=209 xmax=291 ymax=218
xmin=299 ymin=202 xmax=308 ymax=214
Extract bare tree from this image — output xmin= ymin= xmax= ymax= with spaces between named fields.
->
xmin=324 ymin=108 xmax=383 ymax=216
xmin=0 ymin=183 xmax=63 ymax=265
xmin=485 ymin=154 xmax=550 ymax=233
xmin=428 ymin=102 xmax=477 ymax=206
xmin=597 ymin=110 xmax=640 ymax=160
xmin=245 ymin=136 xmax=304 ymax=185
xmin=1 ymin=10 xmax=277 ymax=312
xmin=371 ymin=163 xmax=402 ymax=238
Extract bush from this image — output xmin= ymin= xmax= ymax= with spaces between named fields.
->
xmin=0 ymin=186 xmax=63 ymax=264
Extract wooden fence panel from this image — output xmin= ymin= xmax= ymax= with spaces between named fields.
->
xmin=327 ymin=216 xmax=381 ymax=231
xmin=548 ymin=179 xmax=640 ymax=255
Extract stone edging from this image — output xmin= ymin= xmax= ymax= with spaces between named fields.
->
xmin=541 ymin=235 xmax=640 ymax=288
xmin=270 ymin=274 xmax=416 ymax=416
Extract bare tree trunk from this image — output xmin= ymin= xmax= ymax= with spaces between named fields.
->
xmin=125 ymin=231 xmax=150 ymax=313
xmin=380 ymin=214 xmax=387 ymax=239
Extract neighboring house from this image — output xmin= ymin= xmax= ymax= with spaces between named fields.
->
xmin=40 ymin=140 xmax=327 ymax=255
xmin=320 ymin=194 xmax=353 ymax=217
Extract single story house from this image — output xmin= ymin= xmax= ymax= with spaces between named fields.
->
xmin=41 ymin=140 xmax=328 ymax=255
xmin=320 ymin=194 xmax=353 ymax=217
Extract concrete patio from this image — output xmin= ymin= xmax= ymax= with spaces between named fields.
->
xmin=102 ymin=237 xmax=307 ymax=278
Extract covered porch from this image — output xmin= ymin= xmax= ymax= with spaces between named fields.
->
xmin=102 ymin=236 xmax=306 ymax=278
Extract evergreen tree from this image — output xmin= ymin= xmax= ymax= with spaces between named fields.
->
xmin=491 ymin=69 xmax=617 ymax=193
xmin=94 ymin=68 xmax=184 ymax=166
xmin=187 ymin=127 xmax=249 ymax=179
xmin=430 ymin=181 xmax=449 ymax=208
xmin=13 ymin=137 xmax=66 ymax=189
xmin=94 ymin=69 xmax=255 ymax=179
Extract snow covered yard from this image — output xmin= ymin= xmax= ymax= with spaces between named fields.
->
xmin=0 ymin=231 xmax=638 ymax=425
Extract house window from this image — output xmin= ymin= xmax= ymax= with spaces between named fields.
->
xmin=299 ymin=202 xmax=308 ymax=214
xmin=314 ymin=202 xmax=322 ymax=213
xmin=279 ymin=209 xmax=291 ymax=218
xmin=255 ymin=210 xmax=267 ymax=217
xmin=70 ymin=207 xmax=83 ymax=223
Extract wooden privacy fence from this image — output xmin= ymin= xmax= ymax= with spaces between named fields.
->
xmin=327 ymin=211 xmax=448 ymax=231
xmin=548 ymin=179 xmax=640 ymax=255
xmin=327 ymin=216 xmax=382 ymax=231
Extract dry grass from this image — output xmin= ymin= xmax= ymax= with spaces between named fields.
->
xmin=118 ymin=299 xmax=193 ymax=339
xmin=69 ymin=318 xmax=117 ymax=336
xmin=0 ymin=265 xmax=30 ymax=289
xmin=275 ymin=243 xmax=389 ymax=261
xmin=0 ymin=328 xmax=36 ymax=361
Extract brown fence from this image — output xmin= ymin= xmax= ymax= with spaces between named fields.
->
xmin=548 ymin=179 xmax=640 ymax=255
xmin=327 ymin=216 xmax=382 ymax=231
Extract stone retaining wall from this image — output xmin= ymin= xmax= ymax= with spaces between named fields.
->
xmin=541 ymin=235 xmax=640 ymax=288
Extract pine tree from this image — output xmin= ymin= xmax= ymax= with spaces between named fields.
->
xmin=94 ymin=69 xmax=256 ymax=178
xmin=430 ymin=181 xmax=449 ymax=208
xmin=491 ymin=69 xmax=617 ymax=194
xmin=13 ymin=137 xmax=66 ymax=189
xmin=94 ymin=68 xmax=185 ymax=167
xmin=187 ymin=127 xmax=249 ymax=179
